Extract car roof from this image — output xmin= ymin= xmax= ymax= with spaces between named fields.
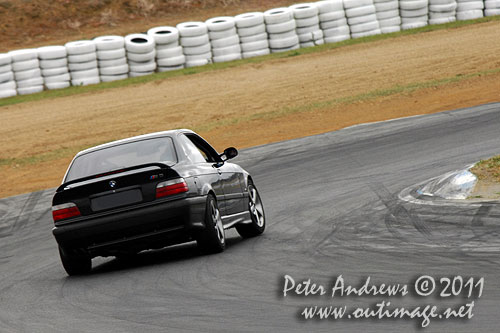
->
xmin=74 ymin=129 xmax=194 ymax=157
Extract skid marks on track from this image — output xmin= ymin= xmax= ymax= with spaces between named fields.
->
xmin=0 ymin=190 xmax=51 ymax=238
xmin=314 ymin=180 xmax=500 ymax=262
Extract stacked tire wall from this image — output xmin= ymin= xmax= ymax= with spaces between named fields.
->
xmin=0 ymin=0 xmax=498 ymax=99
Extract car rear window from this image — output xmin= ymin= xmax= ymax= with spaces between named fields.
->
xmin=65 ymin=137 xmax=177 ymax=181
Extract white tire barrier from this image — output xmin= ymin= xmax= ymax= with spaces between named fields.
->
xmin=99 ymin=64 xmax=129 ymax=76
xmin=16 ymin=77 xmax=44 ymax=88
xmin=41 ymin=67 xmax=68 ymax=77
xmin=484 ymin=0 xmax=500 ymax=15
xmin=177 ymin=21 xmax=209 ymax=36
xmin=157 ymin=55 xmax=186 ymax=67
xmin=100 ymin=74 xmax=129 ymax=82
xmin=37 ymin=46 xmax=66 ymax=60
xmin=0 ymin=71 xmax=13 ymax=82
xmin=237 ymin=24 xmax=265 ymax=37
xmin=125 ymin=33 xmax=156 ymax=77
xmin=399 ymin=0 xmax=429 ymax=29
xmin=485 ymin=0 xmax=500 ymax=8
xmin=125 ymin=34 xmax=155 ymax=53
xmin=236 ymin=12 xmax=270 ymax=59
xmin=0 ymin=53 xmax=11 ymax=67
xmin=68 ymin=52 xmax=97 ymax=63
xmin=428 ymin=0 xmax=456 ymax=24
xmin=43 ymin=73 xmax=71 ymax=84
xmin=17 ymin=85 xmax=44 ymax=95
xmin=374 ymin=0 xmax=402 ymax=33
xmin=213 ymin=53 xmax=243 ymax=63
xmin=14 ymin=68 xmax=41 ymax=81
xmin=0 ymin=89 xmax=17 ymax=98
xmin=456 ymin=0 xmax=484 ymax=20
xmin=156 ymin=46 xmax=183 ymax=59
xmin=11 ymin=58 xmax=39 ymax=72
xmin=157 ymin=64 xmax=184 ymax=72
xmin=94 ymin=35 xmax=125 ymax=50
xmin=68 ymin=60 xmax=99 ymax=71
xmin=127 ymin=49 xmax=156 ymax=62
xmin=0 ymin=53 xmax=16 ymax=98
xmin=45 ymin=81 xmax=71 ymax=90
xmin=148 ymin=26 xmax=185 ymax=72
xmin=2 ymin=0 xmax=499 ymax=100
xmin=177 ymin=22 xmax=212 ymax=67
xmin=185 ymin=52 xmax=213 ymax=61
xmin=66 ymin=40 xmax=100 ymax=88
xmin=316 ymin=0 xmax=351 ymax=43
xmin=128 ymin=61 xmax=157 ymax=73
xmin=39 ymin=57 xmax=68 ymax=69
xmin=8 ymin=49 xmax=43 ymax=95
xmin=8 ymin=49 xmax=37 ymax=62
xmin=206 ymin=17 xmax=241 ymax=63
xmin=65 ymin=40 xmax=96 ymax=55
xmin=240 ymin=32 xmax=268 ymax=43
xmin=148 ymin=26 xmax=180 ymax=44
xmin=265 ymin=8 xmax=300 ymax=53
xmin=344 ymin=0 xmax=382 ymax=37
xmin=182 ymin=43 xmax=212 ymax=55
xmin=0 ymin=80 xmax=16 ymax=90
xmin=71 ymin=76 xmax=101 ymax=86
xmin=94 ymin=35 xmax=126 ymax=83
xmin=290 ymin=3 xmax=324 ymax=47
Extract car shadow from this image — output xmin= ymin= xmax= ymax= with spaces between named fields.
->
xmin=88 ymin=234 xmax=246 ymax=275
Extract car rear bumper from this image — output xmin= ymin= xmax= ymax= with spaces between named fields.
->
xmin=52 ymin=195 xmax=207 ymax=256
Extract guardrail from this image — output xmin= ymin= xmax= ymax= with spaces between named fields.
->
xmin=0 ymin=0 xmax=498 ymax=99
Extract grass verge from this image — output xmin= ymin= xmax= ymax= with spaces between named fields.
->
xmin=195 ymin=67 xmax=500 ymax=132
xmin=470 ymin=155 xmax=500 ymax=183
xmin=2 ymin=66 xmax=499 ymax=169
xmin=1 ymin=16 xmax=499 ymax=108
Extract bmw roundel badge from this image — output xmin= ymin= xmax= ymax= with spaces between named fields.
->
xmin=109 ymin=180 xmax=117 ymax=188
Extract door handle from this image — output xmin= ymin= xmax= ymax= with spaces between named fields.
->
xmin=217 ymin=169 xmax=222 ymax=175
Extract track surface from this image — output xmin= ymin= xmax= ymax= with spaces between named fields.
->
xmin=1 ymin=103 xmax=500 ymax=332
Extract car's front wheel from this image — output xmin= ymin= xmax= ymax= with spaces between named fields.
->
xmin=59 ymin=246 xmax=92 ymax=276
xmin=236 ymin=181 xmax=265 ymax=238
xmin=197 ymin=194 xmax=226 ymax=253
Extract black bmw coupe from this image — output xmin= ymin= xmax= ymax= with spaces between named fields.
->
xmin=51 ymin=130 xmax=265 ymax=275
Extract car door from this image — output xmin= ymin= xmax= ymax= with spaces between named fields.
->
xmin=186 ymin=133 xmax=245 ymax=215
xmin=176 ymin=134 xmax=225 ymax=213
xmin=183 ymin=133 xmax=245 ymax=216
xmin=217 ymin=161 xmax=246 ymax=215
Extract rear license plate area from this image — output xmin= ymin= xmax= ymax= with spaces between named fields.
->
xmin=91 ymin=189 xmax=143 ymax=212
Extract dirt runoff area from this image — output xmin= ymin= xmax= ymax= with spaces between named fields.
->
xmin=1 ymin=20 xmax=500 ymax=198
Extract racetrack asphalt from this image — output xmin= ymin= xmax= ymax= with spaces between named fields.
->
xmin=1 ymin=102 xmax=499 ymax=332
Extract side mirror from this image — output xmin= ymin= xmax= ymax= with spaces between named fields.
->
xmin=221 ymin=147 xmax=238 ymax=161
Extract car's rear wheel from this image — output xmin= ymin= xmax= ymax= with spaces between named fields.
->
xmin=58 ymin=246 xmax=92 ymax=276
xmin=197 ymin=194 xmax=226 ymax=253
xmin=236 ymin=181 xmax=266 ymax=238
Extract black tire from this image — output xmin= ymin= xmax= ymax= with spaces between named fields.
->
xmin=236 ymin=181 xmax=265 ymax=238
xmin=197 ymin=194 xmax=226 ymax=253
xmin=58 ymin=245 xmax=92 ymax=276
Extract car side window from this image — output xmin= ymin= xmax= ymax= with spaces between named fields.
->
xmin=178 ymin=134 xmax=208 ymax=163
xmin=185 ymin=134 xmax=220 ymax=163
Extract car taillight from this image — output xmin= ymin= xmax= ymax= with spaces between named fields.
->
xmin=156 ymin=178 xmax=189 ymax=198
xmin=52 ymin=202 xmax=81 ymax=222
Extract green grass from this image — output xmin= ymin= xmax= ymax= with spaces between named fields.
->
xmin=0 ymin=15 xmax=499 ymax=108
